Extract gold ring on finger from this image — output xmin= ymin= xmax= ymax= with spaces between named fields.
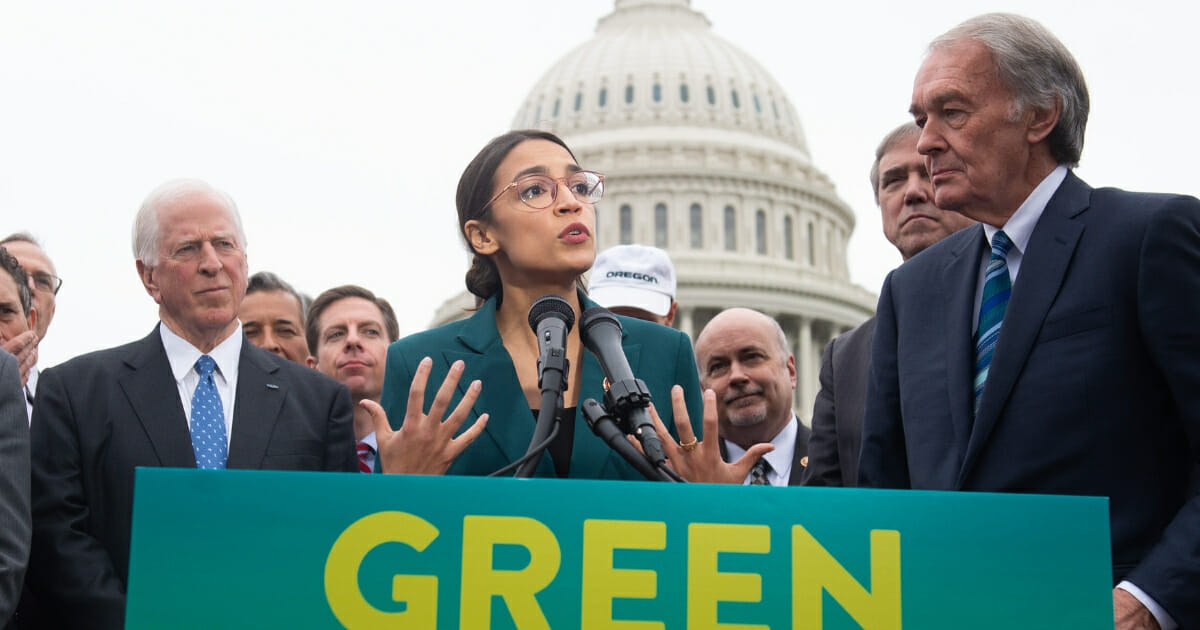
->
xmin=680 ymin=438 xmax=698 ymax=452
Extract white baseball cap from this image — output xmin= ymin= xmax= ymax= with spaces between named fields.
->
xmin=589 ymin=245 xmax=677 ymax=316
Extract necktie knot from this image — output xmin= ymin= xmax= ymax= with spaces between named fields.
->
xmin=195 ymin=355 xmax=217 ymax=378
xmin=749 ymin=458 xmax=772 ymax=485
xmin=991 ymin=230 xmax=1013 ymax=259
xmin=357 ymin=442 xmax=376 ymax=473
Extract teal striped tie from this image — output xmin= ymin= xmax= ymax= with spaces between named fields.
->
xmin=974 ymin=231 xmax=1013 ymax=416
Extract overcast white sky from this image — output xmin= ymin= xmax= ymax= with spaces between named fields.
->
xmin=3 ymin=0 xmax=1196 ymax=369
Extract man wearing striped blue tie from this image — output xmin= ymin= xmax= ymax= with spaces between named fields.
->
xmin=857 ymin=13 xmax=1200 ymax=630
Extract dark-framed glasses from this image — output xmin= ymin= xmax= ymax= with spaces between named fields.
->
xmin=30 ymin=271 xmax=63 ymax=296
xmin=487 ymin=170 xmax=605 ymax=211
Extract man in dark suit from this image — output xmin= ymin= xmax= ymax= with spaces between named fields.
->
xmin=694 ymin=308 xmax=809 ymax=486
xmin=803 ymin=122 xmax=973 ymax=487
xmin=25 ymin=179 xmax=357 ymax=629
xmin=0 ymin=349 xmax=29 ymax=627
xmin=306 ymin=285 xmax=399 ymax=473
xmin=1 ymin=233 xmax=61 ymax=417
xmin=858 ymin=14 xmax=1200 ymax=630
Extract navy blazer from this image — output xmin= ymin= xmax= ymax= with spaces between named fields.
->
xmin=26 ymin=327 xmax=356 ymax=629
xmin=380 ymin=294 xmax=704 ymax=480
xmin=859 ymin=172 xmax=1200 ymax=627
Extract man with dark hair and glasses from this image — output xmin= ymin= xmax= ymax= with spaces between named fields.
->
xmin=0 ymin=246 xmax=38 ymax=401
xmin=0 ymin=233 xmax=61 ymax=413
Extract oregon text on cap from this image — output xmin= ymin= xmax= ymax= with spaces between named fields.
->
xmin=606 ymin=271 xmax=659 ymax=284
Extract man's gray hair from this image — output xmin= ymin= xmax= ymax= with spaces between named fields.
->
xmin=132 ymin=178 xmax=247 ymax=265
xmin=0 ymin=232 xmax=42 ymax=249
xmin=770 ymin=316 xmax=790 ymax=364
xmin=931 ymin=13 xmax=1089 ymax=167
xmin=869 ymin=122 xmax=922 ymax=203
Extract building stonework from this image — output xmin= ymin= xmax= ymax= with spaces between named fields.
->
xmin=434 ymin=0 xmax=876 ymax=422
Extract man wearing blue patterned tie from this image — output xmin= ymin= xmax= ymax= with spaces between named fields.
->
xmin=857 ymin=13 xmax=1200 ymax=630
xmin=24 ymin=179 xmax=357 ymax=629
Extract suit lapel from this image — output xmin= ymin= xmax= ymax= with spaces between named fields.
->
xmin=447 ymin=299 xmax=548 ymax=474
xmin=959 ymin=173 xmax=1089 ymax=484
xmin=228 ymin=340 xmax=286 ymax=469
xmin=944 ymin=226 xmax=988 ymax=474
xmin=118 ymin=328 xmax=197 ymax=468
xmin=788 ymin=423 xmax=809 ymax=486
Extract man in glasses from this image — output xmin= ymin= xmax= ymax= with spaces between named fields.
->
xmin=0 ymin=233 xmax=60 ymax=415
xmin=0 ymin=235 xmax=54 ymax=386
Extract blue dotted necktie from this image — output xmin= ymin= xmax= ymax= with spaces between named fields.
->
xmin=974 ymin=231 xmax=1013 ymax=416
xmin=190 ymin=355 xmax=228 ymax=469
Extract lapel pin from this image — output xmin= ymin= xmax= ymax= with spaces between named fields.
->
xmin=266 ymin=383 xmax=279 ymax=390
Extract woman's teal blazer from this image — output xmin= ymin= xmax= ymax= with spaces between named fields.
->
xmin=380 ymin=293 xmax=703 ymax=480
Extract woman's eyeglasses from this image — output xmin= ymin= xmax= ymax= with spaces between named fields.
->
xmin=486 ymin=171 xmax=604 ymax=211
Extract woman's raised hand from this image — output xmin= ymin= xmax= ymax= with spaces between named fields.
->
xmin=368 ymin=357 xmax=488 ymax=475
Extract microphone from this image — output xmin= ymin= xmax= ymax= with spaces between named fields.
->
xmin=528 ymin=295 xmax=575 ymax=394
xmin=514 ymin=295 xmax=575 ymax=478
xmin=579 ymin=307 xmax=667 ymax=466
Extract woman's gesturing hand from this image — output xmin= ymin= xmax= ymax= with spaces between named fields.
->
xmin=370 ymin=357 xmax=488 ymax=475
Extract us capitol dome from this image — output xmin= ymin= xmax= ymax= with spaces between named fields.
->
xmin=434 ymin=0 xmax=876 ymax=421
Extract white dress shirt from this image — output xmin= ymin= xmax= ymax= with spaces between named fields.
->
xmin=723 ymin=413 xmax=798 ymax=487
xmin=972 ymin=165 xmax=1067 ymax=331
xmin=160 ymin=322 xmax=242 ymax=442
xmin=23 ymin=364 xmax=38 ymax=424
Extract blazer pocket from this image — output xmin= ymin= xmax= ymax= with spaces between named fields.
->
xmin=1037 ymin=305 xmax=1111 ymax=343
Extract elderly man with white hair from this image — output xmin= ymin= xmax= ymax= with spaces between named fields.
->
xmin=23 ymin=179 xmax=356 ymax=629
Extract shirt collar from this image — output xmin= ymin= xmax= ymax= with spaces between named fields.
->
xmin=723 ymin=413 xmax=798 ymax=474
xmin=26 ymin=364 xmax=39 ymax=393
xmin=982 ymin=165 xmax=1067 ymax=252
xmin=160 ymin=321 xmax=243 ymax=383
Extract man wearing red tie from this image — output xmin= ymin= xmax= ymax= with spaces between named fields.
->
xmin=306 ymin=285 xmax=399 ymax=473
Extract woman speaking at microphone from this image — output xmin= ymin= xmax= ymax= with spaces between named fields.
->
xmin=372 ymin=130 xmax=767 ymax=480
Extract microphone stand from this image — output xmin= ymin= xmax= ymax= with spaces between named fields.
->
xmin=514 ymin=331 xmax=570 ymax=478
xmin=600 ymin=380 xmax=682 ymax=482
xmin=581 ymin=399 xmax=673 ymax=481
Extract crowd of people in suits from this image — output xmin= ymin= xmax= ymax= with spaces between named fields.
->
xmin=0 ymin=11 xmax=1196 ymax=630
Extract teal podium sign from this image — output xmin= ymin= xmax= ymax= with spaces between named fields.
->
xmin=126 ymin=468 xmax=1112 ymax=629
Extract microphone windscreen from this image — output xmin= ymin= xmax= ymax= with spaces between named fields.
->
xmin=528 ymin=294 xmax=575 ymax=332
